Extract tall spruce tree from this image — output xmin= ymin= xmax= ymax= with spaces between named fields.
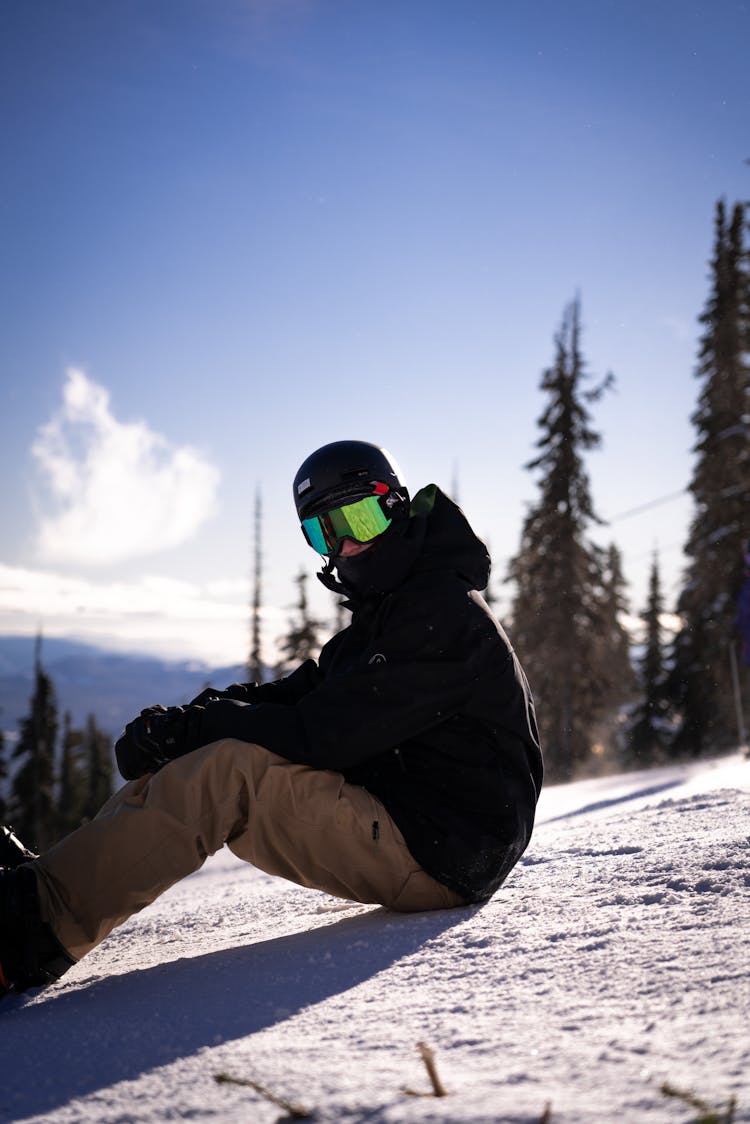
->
xmin=670 ymin=199 xmax=750 ymax=752
xmin=9 ymin=635 xmax=58 ymax=850
xmin=508 ymin=297 xmax=614 ymax=780
xmin=626 ymin=552 xmax=672 ymax=766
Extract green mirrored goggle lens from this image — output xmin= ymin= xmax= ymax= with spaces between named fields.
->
xmin=302 ymin=495 xmax=392 ymax=555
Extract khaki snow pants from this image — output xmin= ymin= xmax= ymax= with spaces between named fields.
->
xmin=33 ymin=738 xmax=464 ymax=962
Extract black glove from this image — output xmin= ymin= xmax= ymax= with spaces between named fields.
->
xmin=187 ymin=682 xmax=255 ymax=707
xmin=115 ymin=706 xmax=206 ymax=781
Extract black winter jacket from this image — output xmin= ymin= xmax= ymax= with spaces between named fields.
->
xmin=200 ymin=485 xmax=543 ymax=902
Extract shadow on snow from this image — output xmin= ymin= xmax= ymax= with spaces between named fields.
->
xmin=1 ymin=904 xmax=473 ymax=1121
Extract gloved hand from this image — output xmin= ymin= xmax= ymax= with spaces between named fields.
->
xmin=187 ymin=683 xmax=254 ymax=707
xmin=115 ymin=705 xmax=206 ymax=781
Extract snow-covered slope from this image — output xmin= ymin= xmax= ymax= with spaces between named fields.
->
xmin=4 ymin=754 xmax=749 ymax=1123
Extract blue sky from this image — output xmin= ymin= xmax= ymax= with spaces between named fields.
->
xmin=1 ymin=0 xmax=748 ymax=666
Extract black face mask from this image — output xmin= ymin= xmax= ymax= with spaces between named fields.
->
xmin=333 ymin=516 xmax=427 ymax=600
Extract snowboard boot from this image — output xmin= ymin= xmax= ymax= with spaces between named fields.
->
xmin=0 ymin=865 xmax=75 ymax=998
xmin=0 ymin=825 xmax=39 ymax=869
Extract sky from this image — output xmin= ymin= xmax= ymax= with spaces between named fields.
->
xmin=1 ymin=0 xmax=748 ymax=667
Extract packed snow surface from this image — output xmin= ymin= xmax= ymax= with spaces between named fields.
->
xmin=3 ymin=753 xmax=749 ymax=1123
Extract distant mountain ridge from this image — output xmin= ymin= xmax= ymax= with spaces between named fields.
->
xmin=0 ymin=636 xmax=250 ymax=743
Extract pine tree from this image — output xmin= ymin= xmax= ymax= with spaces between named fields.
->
xmin=57 ymin=712 xmax=113 ymax=831
xmin=57 ymin=711 xmax=88 ymax=835
xmin=508 ymin=297 xmax=614 ymax=780
xmin=600 ymin=544 xmax=634 ymax=690
xmin=9 ymin=635 xmax=58 ymax=850
xmin=670 ymin=200 xmax=750 ymax=753
xmin=277 ymin=569 xmax=324 ymax=674
xmin=626 ymin=552 xmax=673 ymax=765
xmin=81 ymin=714 xmax=113 ymax=820
xmin=248 ymin=485 xmax=265 ymax=684
xmin=591 ymin=542 xmax=636 ymax=757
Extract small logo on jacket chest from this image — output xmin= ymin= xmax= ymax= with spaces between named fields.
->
xmin=368 ymin=652 xmax=387 ymax=666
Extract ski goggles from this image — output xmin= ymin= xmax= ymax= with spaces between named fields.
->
xmin=301 ymin=494 xmax=392 ymax=555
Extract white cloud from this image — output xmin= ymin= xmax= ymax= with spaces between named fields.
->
xmin=31 ymin=369 xmax=221 ymax=566
xmin=0 ymin=563 xmax=285 ymax=665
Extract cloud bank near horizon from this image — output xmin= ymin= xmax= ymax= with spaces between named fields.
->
xmin=32 ymin=369 xmax=220 ymax=566
xmin=0 ymin=562 xmax=264 ymax=665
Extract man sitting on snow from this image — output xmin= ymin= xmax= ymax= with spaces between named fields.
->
xmin=0 ymin=440 xmax=543 ymax=998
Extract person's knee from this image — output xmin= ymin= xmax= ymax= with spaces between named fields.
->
xmin=156 ymin=738 xmax=289 ymax=812
xmin=199 ymin=737 xmax=285 ymax=783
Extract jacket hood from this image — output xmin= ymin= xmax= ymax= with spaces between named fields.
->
xmin=317 ymin=484 xmax=490 ymax=602
xmin=410 ymin=484 xmax=491 ymax=589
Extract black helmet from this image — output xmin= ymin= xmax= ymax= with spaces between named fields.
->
xmin=293 ymin=440 xmax=408 ymax=520
xmin=293 ymin=441 xmax=410 ymax=557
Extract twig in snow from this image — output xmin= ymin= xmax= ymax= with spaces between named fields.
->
xmin=402 ymin=1040 xmax=448 ymax=1098
xmin=214 ymin=1072 xmax=314 ymax=1119
xmin=539 ymin=1101 xmax=553 ymax=1123
xmin=660 ymin=1082 xmax=737 ymax=1123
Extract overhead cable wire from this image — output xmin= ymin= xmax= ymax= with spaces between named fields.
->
xmin=605 ymin=488 xmax=688 ymax=523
